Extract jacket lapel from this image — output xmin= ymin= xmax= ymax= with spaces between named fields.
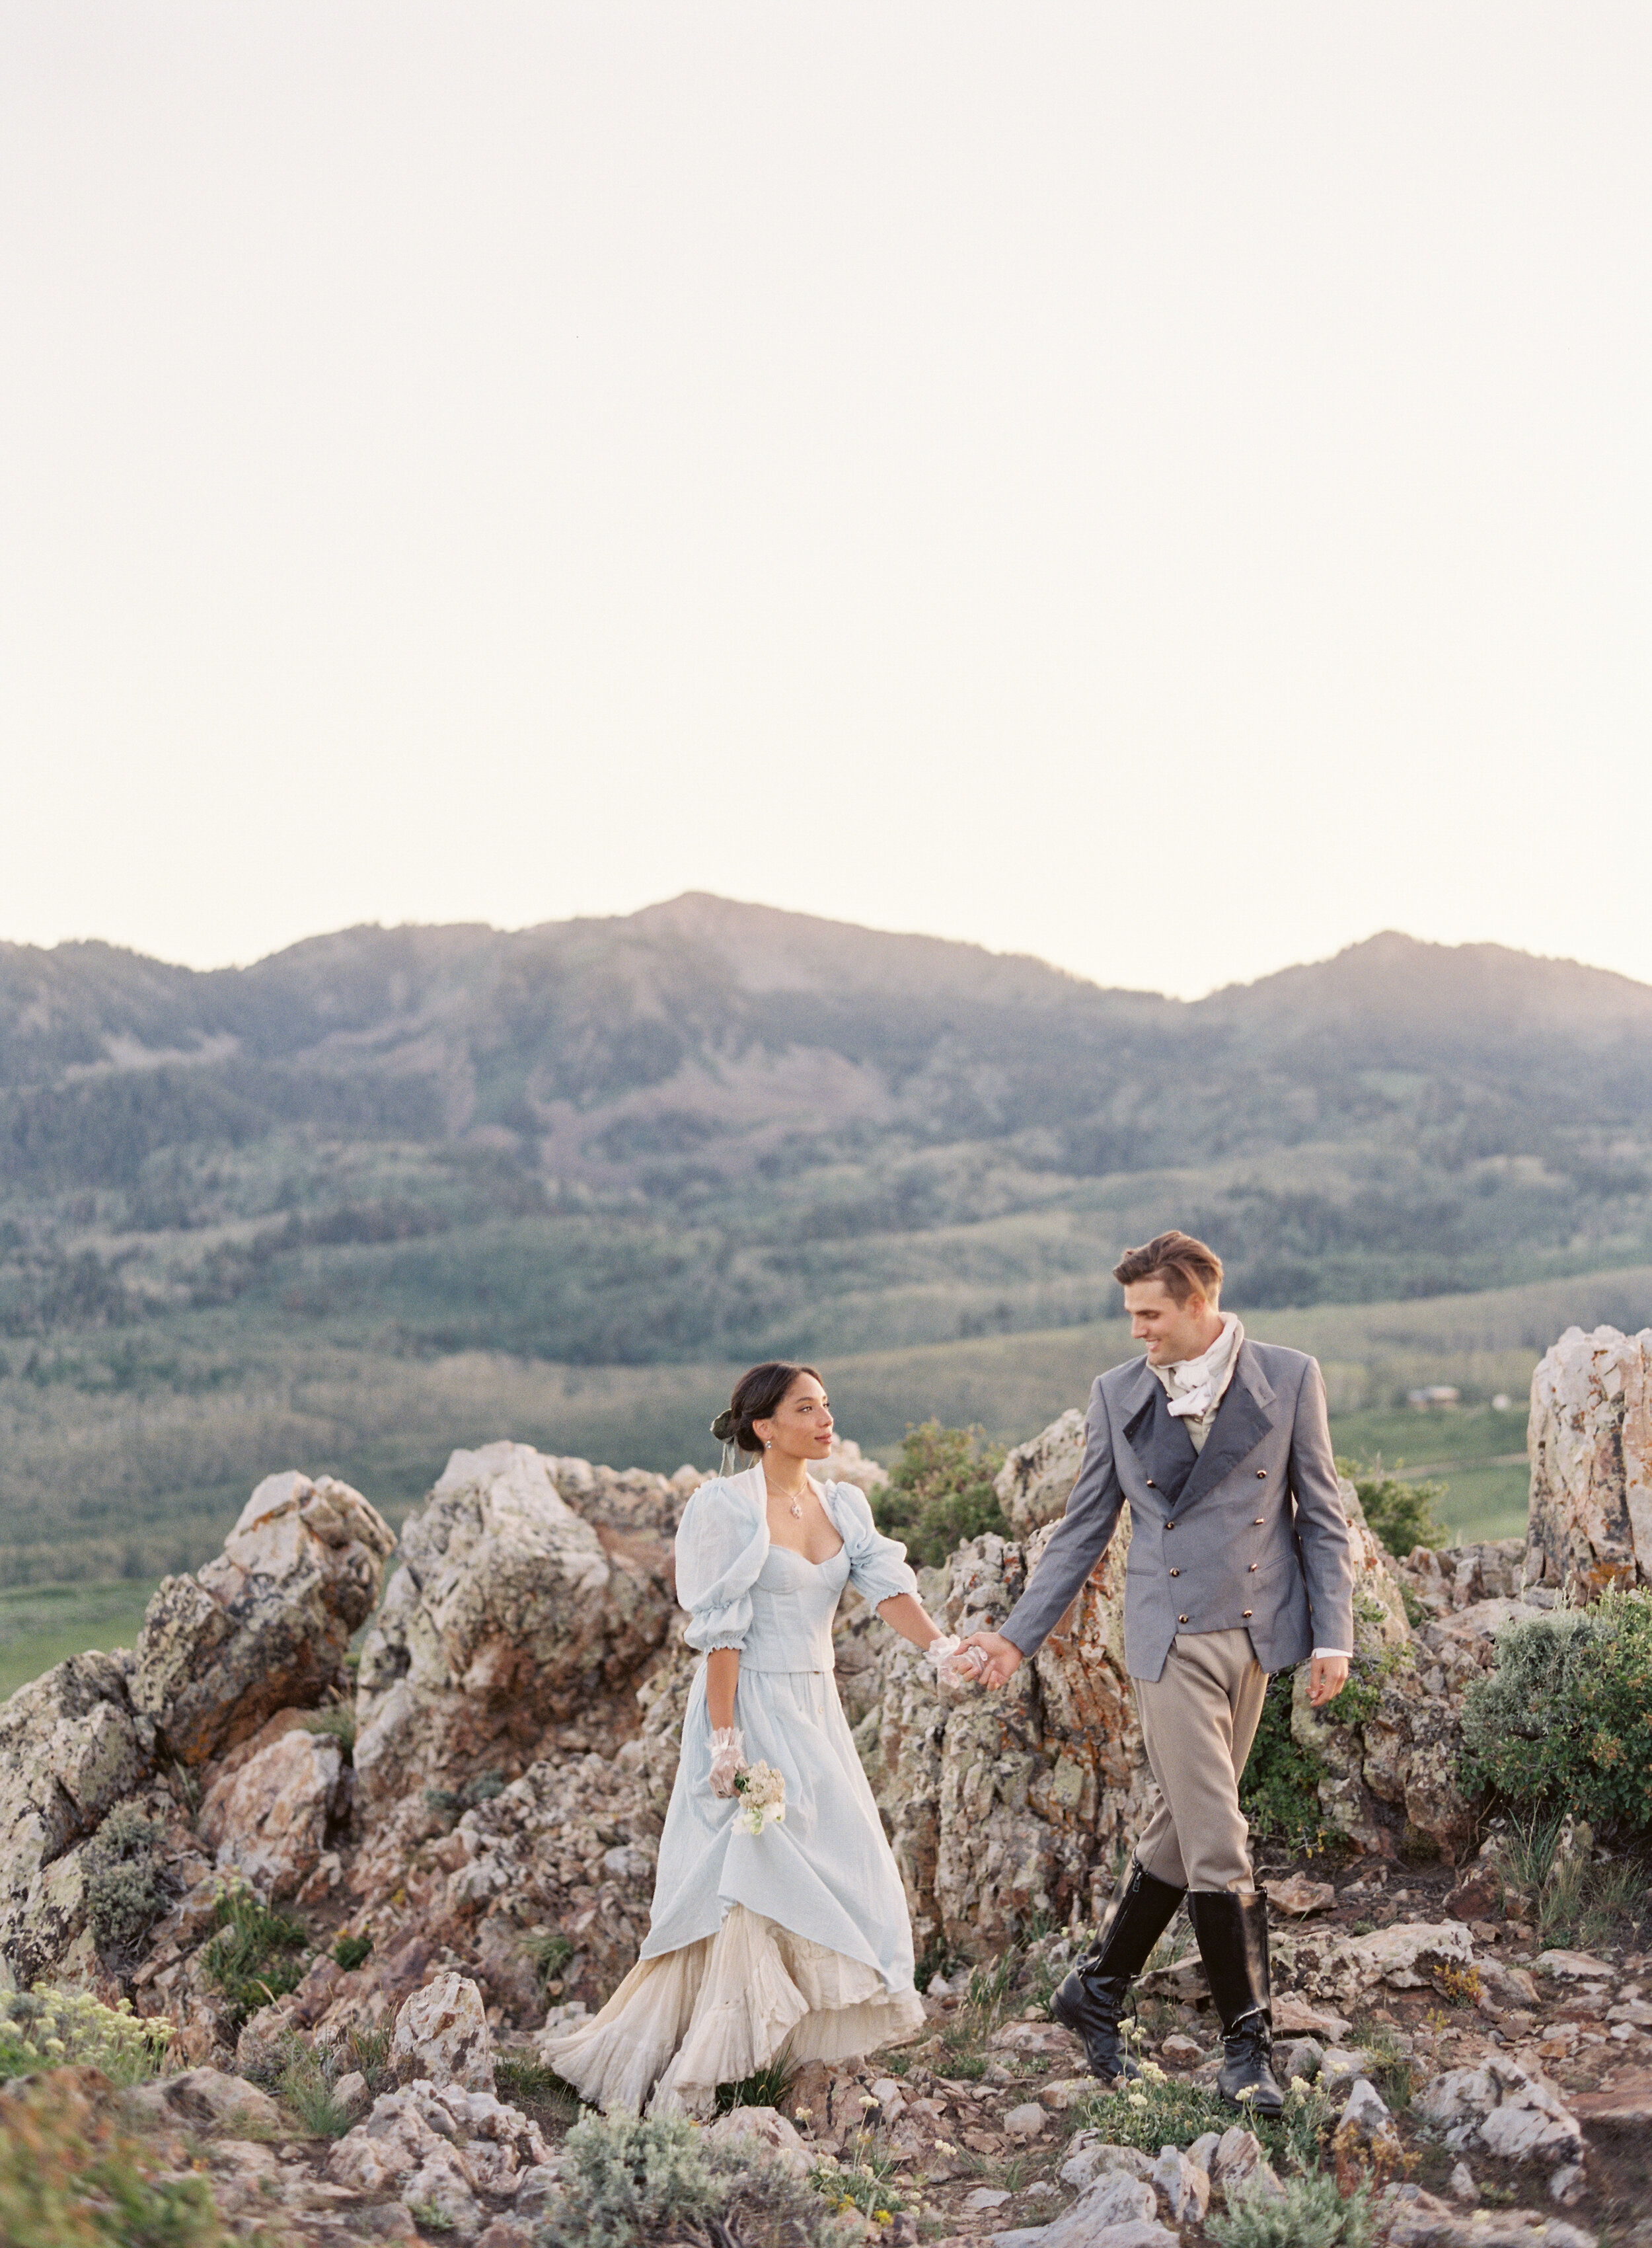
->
xmin=1120 ymin=1359 xmax=1199 ymax=1503
xmin=1170 ymin=1340 xmax=1279 ymax=1513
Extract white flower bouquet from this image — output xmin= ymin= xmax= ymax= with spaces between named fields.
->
xmin=733 ymin=1759 xmax=786 ymax=1836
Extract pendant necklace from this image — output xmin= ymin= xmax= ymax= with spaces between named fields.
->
xmin=769 ymin=1475 xmax=806 ymax=1520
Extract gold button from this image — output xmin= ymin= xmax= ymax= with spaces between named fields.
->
xmin=1249 ymin=1562 xmax=1258 ymax=1572
xmin=1254 ymin=1517 xmax=1264 ymax=1525
xmin=1256 ymin=1469 xmax=1267 ymax=1479
xmin=1166 ymin=1520 xmax=1176 ymax=1530
xmin=1178 ymin=1613 xmax=1190 ymax=1624
xmin=1169 ymin=1568 xmax=1180 ymax=1577
xmin=1145 ymin=1479 xmax=1154 ymax=1488
xmin=1242 ymin=1608 xmax=1253 ymax=1618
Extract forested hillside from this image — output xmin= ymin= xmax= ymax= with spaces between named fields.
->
xmin=3 ymin=894 xmax=1652 ymax=1589
xmin=3 ymin=895 xmax=1651 ymax=1366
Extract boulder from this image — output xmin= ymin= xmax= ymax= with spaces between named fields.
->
xmin=995 ymin=1409 xmax=1086 ymax=1537
xmin=0 ymin=1651 xmax=155 ymax=1982
xmin=133 ymin=1472 xmax=394 ymax=1766
xmin=123 ymin=2066 xmax=283 ymax=2134
xmin=704 ymin=2104 xmax=810 ymax=2177
xmin=198 ymin=1726 xmax=343 ymax=1900
xmin=1415 ymin=2056 xmax=1585 ymax=2168
xmin=1525 ymin=1324 xmax=1652 ymax=1597
xmin=1382 ymin=2185 xmax=1598 ymax=2248
xmin=391 ymin=1971 xmax=495 ymax=2091
xmin=1151 ymin=2144 xmax=1211 ymax=2222
xmin=354 ymin=1444 xmax=675 ymax=1815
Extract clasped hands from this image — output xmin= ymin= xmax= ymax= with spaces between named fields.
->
xmin=952 ymin=1633 xmax=1351 ymax=1704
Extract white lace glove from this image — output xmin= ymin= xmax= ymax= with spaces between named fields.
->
xmin=708 ymin=1727 xmax=744 ymax=1799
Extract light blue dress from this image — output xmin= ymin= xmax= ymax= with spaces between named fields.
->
xmin=545 ymin=1463 xmax=927 ymax=2112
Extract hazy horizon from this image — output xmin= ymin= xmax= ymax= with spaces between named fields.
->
xmin=10 ymin=890 xmax=1652 ymax=1011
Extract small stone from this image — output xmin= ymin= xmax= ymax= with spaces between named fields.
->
xmin=706 ymin=2105 xmax=810 ymax=2177
xmin=1003 ymin=2101 xmax=1047 ymax=2140
xmin=1279 ymin=2036 xmax=1324 ymax=2083
xmin=1549 ymin=2162 xmax=1587 ymax=2206
xmin=962 ymin=2185 xmax=1011 ymax=2211
xmin=332 ymin=2070 xmax=369 ymax=2114
xmin=391 ymin=1971 xmax=495 ymax=2091
xmin=1158 ymin=2033 xmax=1203 ymax=2066
xmin=1445 ymin=1865 xmax=1505 ymax=1921
xmin=1151 ymin=2143 xmax=1210 ymax=2224
xmin=1446 ymin=2159 xmax=1478 ymax=2202
xmin=1271 ymin=1873 xmax=1337 ymax=1916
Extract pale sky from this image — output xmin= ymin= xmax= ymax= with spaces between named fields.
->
xmin=3 ymin=5 xmax=1648 ymax=1000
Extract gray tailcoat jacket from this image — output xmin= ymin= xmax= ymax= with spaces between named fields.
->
xmin=1001 ymin=1340 xmax=1357 ymax=1683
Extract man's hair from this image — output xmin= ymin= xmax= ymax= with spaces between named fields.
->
xmin=1111 ymin=1230 xmax=1223 ymax=1306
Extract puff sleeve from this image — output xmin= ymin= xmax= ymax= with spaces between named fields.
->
xmin=828 ymin=1482 xmax=919 ymax=1610
xmin=674 ymin=1481 xmax=767 ymax=1654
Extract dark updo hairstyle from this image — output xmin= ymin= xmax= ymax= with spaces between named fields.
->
xmin=710 ymin=1361 xmax=823 ymax=1455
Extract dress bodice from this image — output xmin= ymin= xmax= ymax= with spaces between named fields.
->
xmin=739 ymin=1540 xmax=850 ymax=1672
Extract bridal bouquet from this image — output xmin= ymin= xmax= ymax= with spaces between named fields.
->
xmin=733 ymin=1760 xmax=786 ymax=1837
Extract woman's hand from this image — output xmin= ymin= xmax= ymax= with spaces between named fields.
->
xmin=708 ymin=1727 xmax=744 ymax=1799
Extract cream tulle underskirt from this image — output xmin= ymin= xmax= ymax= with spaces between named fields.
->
xmin=541 ymin=1902 xmax=927 ymax=2116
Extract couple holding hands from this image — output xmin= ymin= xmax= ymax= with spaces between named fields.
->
xmin=549 ymin=1231 xmax=1357 ymax=2123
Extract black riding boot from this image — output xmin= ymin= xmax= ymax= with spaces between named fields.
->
xmin=1050 ymin=1860 xmax=1183 ymax=2081
xmin=1187 ymin=1887 xmax=1285 ymax=2116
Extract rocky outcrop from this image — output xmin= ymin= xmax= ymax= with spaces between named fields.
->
xmin=353 ymin=1443 xmax=677 ymax=1820
xmin=132 ymin=1472 xmax=394 ymax=1766
xmin=995 ymin=1409 xmax=1086 ymax=1537
xmin=198 ymin=1723 xmax=346 ymax=1901
xmin=0 ymin=1652 xmax=154 ymax=1983
xmin=1526 ymin=1325 xmax=1652 ymax=1598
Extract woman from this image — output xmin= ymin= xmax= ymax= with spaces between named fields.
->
xmin=545 ymin=1360 xmax=968 ymax=2115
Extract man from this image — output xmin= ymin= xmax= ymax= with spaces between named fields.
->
xmin=963 ymin=1230 xmax=1356 ymax=2114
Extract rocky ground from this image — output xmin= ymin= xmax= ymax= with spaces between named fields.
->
xmin=0 ymin=1324 xmax=1647 ymax=2243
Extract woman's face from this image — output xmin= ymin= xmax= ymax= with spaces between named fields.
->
xmin=755 ymin=1371 xmax=835 ymax=1460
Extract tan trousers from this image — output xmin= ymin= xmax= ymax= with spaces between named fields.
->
xmin=1131 ymin=1628 xmax=1269 ymax=1892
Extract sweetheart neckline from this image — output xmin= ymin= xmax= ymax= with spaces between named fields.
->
xmin=764 ymin=1539 xmax=846 ymax=1570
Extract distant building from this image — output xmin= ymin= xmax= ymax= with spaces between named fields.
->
xmin=1406 ymin=1385 xmax=1460 ymax=1410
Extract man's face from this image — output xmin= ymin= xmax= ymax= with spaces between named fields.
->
xmin=1124 ymin=1277 xmax=1219 ymax=1365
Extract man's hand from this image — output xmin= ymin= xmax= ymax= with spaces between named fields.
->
xmin=961 ymin=1629 xmax=1024 ymax=1688
xmin=1307 ymin=1654 xmax=1349 ymax=1707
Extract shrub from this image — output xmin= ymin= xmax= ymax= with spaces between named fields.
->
xmin=871 ymin=1421 xmax=1008 ymax=1569
xmin=542 ymin=2107 xmax=854 ymax=2248
xmin=331 ymin=1934 xmax=371 ymax=1972
xmin=1238 ymin=1675 xmax=1328 ymax=1850
xmin=1337 ymin=1457 xmax=1446 ymax=1559
xmin=0 ymin=2072 xmax=235 ymax=2247
xmin=1211 ymin=2170 xmax=1374 ymax=2248
xmin=198 ymin=1877 xmax=309 ymax=2031
xmin=83 ymin=1803 xmax=169 ymax=1958
xmin=1460 ymin=1587 xmax=1652 ymax=1834
xmin=0 ymin=1988 xmax=171 ymax=2087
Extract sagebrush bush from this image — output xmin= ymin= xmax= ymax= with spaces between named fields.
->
xmin=541 ymin=2107 xmax=854 ymax=2248
xmin=870 ymin=1421 xmax=1006 ymax=1570
xmin=0 ymin=1987 xmax=171 ymax=2087
xmin=83 ymin=1804 xmax=168 ymax=1957
xmin=0 ymin=2074 xmax=234 ymax=2247
xmin=1210 ymin=2170 xmax=1374 ymax=2248
xmin=1461 ymin=1588 xmax=1652 ymax=1834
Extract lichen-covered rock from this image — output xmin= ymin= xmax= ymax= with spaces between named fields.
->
xmin=392 ymin=1971 xmax=494 ymax=2091
xmin=1526 ymin=1323 xmax=1652 ymax=1597
xmin=1415 ymin=2055 xmax=1585 ymax=2168
xmin=353 ymin=1444 xmax=674 ymax=1816
xmin=198 ymin=1726 xmax=344 ymax=1900
xmin=0 ymin=1651 xmax=154 ymax=1982
xmin=132 ymin=1473 xmax=394 ymax=1766
xmin=995 ymin=1409 xmax=1086 ymax=1538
